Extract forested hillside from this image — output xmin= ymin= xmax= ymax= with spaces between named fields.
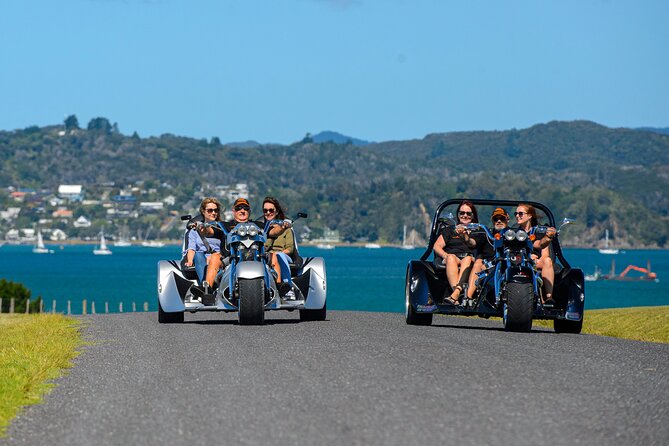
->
xmin=1 ymin=118 xmax=668 ymax=247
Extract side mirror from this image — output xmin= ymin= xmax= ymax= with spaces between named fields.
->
xmin=181 ymin=214 xmax=192 ymax=221
xmin=297 ymin=212 xmax=308 ymax=219
xmin=559 ymin=217 xmax=575 ymax=231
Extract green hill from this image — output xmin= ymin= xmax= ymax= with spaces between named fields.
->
xmin=1 ymin=118 xmax=667 ymax=247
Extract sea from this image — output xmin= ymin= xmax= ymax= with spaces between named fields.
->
xmin=0 ymin=244 xmax=667 ymax=314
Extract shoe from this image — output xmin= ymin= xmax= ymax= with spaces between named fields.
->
xmin=284 ymin=290 xmax=295 ymax=300
xmin=444 ymin=285 xmax=462 ymax=305
xmin=277 ymin=282 xmax=291 ymax=297
xmin=201 ymin=292 xmax=216 ymax=306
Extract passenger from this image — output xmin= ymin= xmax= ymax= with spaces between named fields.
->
xmin=261 ymin=197 xmax=295 ymax=286
xmin=433 ymin=200 xmax=478 ymax=305
xmin=515 ymin=203 xmax=557 ymax=307
xmin=465 ymin=207 xmax=509 ymax=304
xmin=201 ymin=197 xmax=288 ymax=290
xmin=183 ymin=197 xmax=222 ymax=284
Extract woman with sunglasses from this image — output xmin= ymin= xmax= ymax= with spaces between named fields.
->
xmin=183 ymin=197 xmax=223 ymax=284
xmin=433 ymin=200 xmax=478 ymax=305
xmin=262 ymin=197 xmax=295 ymax=289
xmin=515 ymin=203 xmax=557 ymax=307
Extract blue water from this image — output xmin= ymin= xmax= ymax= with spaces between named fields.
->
xmin=0 ymin=244 xmax=667 ymax=314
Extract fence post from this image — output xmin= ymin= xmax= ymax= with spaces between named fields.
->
xmin=52 ymin=299 xmax=57 ymax=313
xmin=10 ymin=298 xmax=15 ymax=314
xmin=105 ymin=302 xmax=109 ymax=314
xmin=25 ymin=300 xmax=30 ymax=314
xmin=0 ymin=298 xmax=2 ymax=313
xmin=67 ymin=300 xmax=71 ymax=315
xmin=132 ymin=302 xmax=136 ymax=312
xmin=40 ymin=299 xmax=43 ymax=313
xmin=82 ymin=299 xmax=87 ymax=315
xmin=91 ymin=301 xmax=96 ymax=314
xmin=143 ymin=302 xmax=149 ymax=312
xmin=119 ymin=302 xmax=123 ymax=313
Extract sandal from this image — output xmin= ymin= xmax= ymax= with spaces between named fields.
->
xmin=444 ymin=285 xmax=463 ymax=305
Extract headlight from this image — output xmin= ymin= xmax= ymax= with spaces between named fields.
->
xmin=248 ymin=225 xmax=258 ymax=237
xmin=504 ymin=230 xmax=516 ymax=241
xmin=237 ymin=226 xmax=248 ymax=237
xmin=516 ymin=230 xmax=528 ymax=242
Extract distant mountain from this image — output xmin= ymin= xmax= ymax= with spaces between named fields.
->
xmin=312 ymin=131 xmax=370 ymax=146
xmin=634 ymin=127 xmax=669 ymax=136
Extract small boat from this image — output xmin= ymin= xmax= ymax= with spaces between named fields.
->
xmin=400 ymin=225 xmax=415 ymax=250
xmin=584 ymin=266 xmax=603 ymax=282
xmin=598 ymin=229 xmax=619 ymax=255
xmin=114 ymin=226 xmax=132 ymax=247
xmin=142 ymin=240 xmax=165 ymax=248
xmin=364 ymin=243 xmax=381 ymax=249
xmin=93 ymin=232 xmax=112 ymax=255
xmin=33 ymin=230 xmax=54 ymax=254
xmin=316 ymin=243 xmax=335 ymax=250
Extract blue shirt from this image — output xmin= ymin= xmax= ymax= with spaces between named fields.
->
xmin=186 ymin=229 xmax=221 ymax=257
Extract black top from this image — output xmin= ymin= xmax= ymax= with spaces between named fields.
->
xmin=440 ymin=225 xmax=473 ymax=256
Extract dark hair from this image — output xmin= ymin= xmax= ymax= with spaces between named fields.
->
xmin=199 ymin=197 xmax=222 ymax=222
xmin=518 ymin=203 xmax=539 ymax=227
xmin=262 ymin=196 xmax=286 ymax=220
xmin=457 ymin=200 xmax=478 ymax=223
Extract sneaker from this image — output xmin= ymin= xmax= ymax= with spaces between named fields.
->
xmin=284 ymin=290 xmax=295 ymax=300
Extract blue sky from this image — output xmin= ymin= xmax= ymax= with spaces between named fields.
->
xmin=1 ymin=0 xmax=667 ymax=144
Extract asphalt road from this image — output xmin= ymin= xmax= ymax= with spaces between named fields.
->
xmin=2 ymin=311 xmax=667 ymax=446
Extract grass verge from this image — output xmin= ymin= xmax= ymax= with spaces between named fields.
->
xmin=534 ymin=306 xmax=669 ymax=343
xmin=0 ymin=314 xmax=83 ymax=437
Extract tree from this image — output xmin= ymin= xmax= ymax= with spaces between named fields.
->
xmin=87 ymin=117 xmax=112 ymax=134
xmin=64 ymin=114 xmax=79 ymax=131
xmin=0 ymin=279 xmax=42 ymax=313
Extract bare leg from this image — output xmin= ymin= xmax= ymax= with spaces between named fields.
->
xmin=205 ymin=254 xmax=222 ymax=288
xmin=445 ymin=254 xmax=460 ymax=289
xmin=539 ymin=257 xmax=554 ymax=302
xmin=467 ymin=258 xmax=484 ymax=299
xmin=270 ymin=252 xmax=282 ymax=283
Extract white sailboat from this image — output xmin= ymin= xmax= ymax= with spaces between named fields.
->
xmin=93 ymin=231 xmax=112 ymax=255
xmin=599 ymin=229 xmax=619 ymax=255
xmin=401 ymin=224 xmax=415 ymax=250
xmin=141 ymin=226 xmax=165 ymax=248
xmin=33 ymin=230 xmax=54 ymax=254
xmin=114 ymin=226 xmax=132 ymax=247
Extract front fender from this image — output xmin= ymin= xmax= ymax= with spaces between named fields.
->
xmin=157 ymin=260 xmax=189 ymax=312
xmin=235 ymin=261 xmax=267 ymax=280
xmin=407 ymin=260 xmax=445 ymax=311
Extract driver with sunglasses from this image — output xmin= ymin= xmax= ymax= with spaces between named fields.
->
xmin=200 ymin=198 xmax=289 ymax=290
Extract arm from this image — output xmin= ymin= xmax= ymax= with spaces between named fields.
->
xmin=433 ymin=234 xmax=448 ymax=259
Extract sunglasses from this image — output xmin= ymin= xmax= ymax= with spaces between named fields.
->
xmin=204 ymin=208 xmax=218 ymax=214
xmin=458 ymin=211 xmax=473 ymax=217
xmin=515 ymin=211 xmax=527 ymax=217
xmin=492 ymin=217 xmax=506 ymax=223
xmin=263 ymin=208 xmax=276 ymax=214
xmin=235 ymin=205 xmax=250 ymax=212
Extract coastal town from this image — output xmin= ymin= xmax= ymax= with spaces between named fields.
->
xmin=0 ymin=182 xmax=327 ymax=245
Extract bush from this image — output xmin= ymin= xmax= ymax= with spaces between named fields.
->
xmin=0 ymin=279 xmax=42 ymax=313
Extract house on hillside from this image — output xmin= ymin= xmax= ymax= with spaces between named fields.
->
xmin=73 ymin=216 xmax=92 ymax=228
xmin=58 ymin=185 xmax=83 ymax=202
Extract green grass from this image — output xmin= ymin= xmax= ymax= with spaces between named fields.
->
xmin=534 ymin=306 xmax=669 ymax=343
xmin=0 ymin=314 xmax=83 ymax=437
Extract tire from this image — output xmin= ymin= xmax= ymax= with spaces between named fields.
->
xmin=158 ymin=301 xmax=184 ymax=324
xmin=554 ymin=318 xmax=583 ymax=334
xmin=405 ymin=270 xmax=432 ymax=326
xmin=300 ymin=301 xmax=326 ymax=321
xmin=238 ymin=278 xmax=265 ymax=325
xmin=504 ymin=282 xmax=533 ymax=332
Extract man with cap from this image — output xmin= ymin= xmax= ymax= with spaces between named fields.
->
xmin=463 ymin=207 xmax=510 ymax=306
xmin=201 ymin=198 xmax=289 ymax=290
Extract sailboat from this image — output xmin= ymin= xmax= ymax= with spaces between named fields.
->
xmin=598 ymin=229 xmax=619 ymax=255
xmin=114 ymin=226 xmax=132 ymax=247
xmin=401 ymin=224 xmax=415 ymax=250
xmin=141 ymin=226 xmax=165 ymax=248
xmin=33 ymin=230 xmax=54 ymax=254
xmin=93 ymin=231 xmax=112 ymax=255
